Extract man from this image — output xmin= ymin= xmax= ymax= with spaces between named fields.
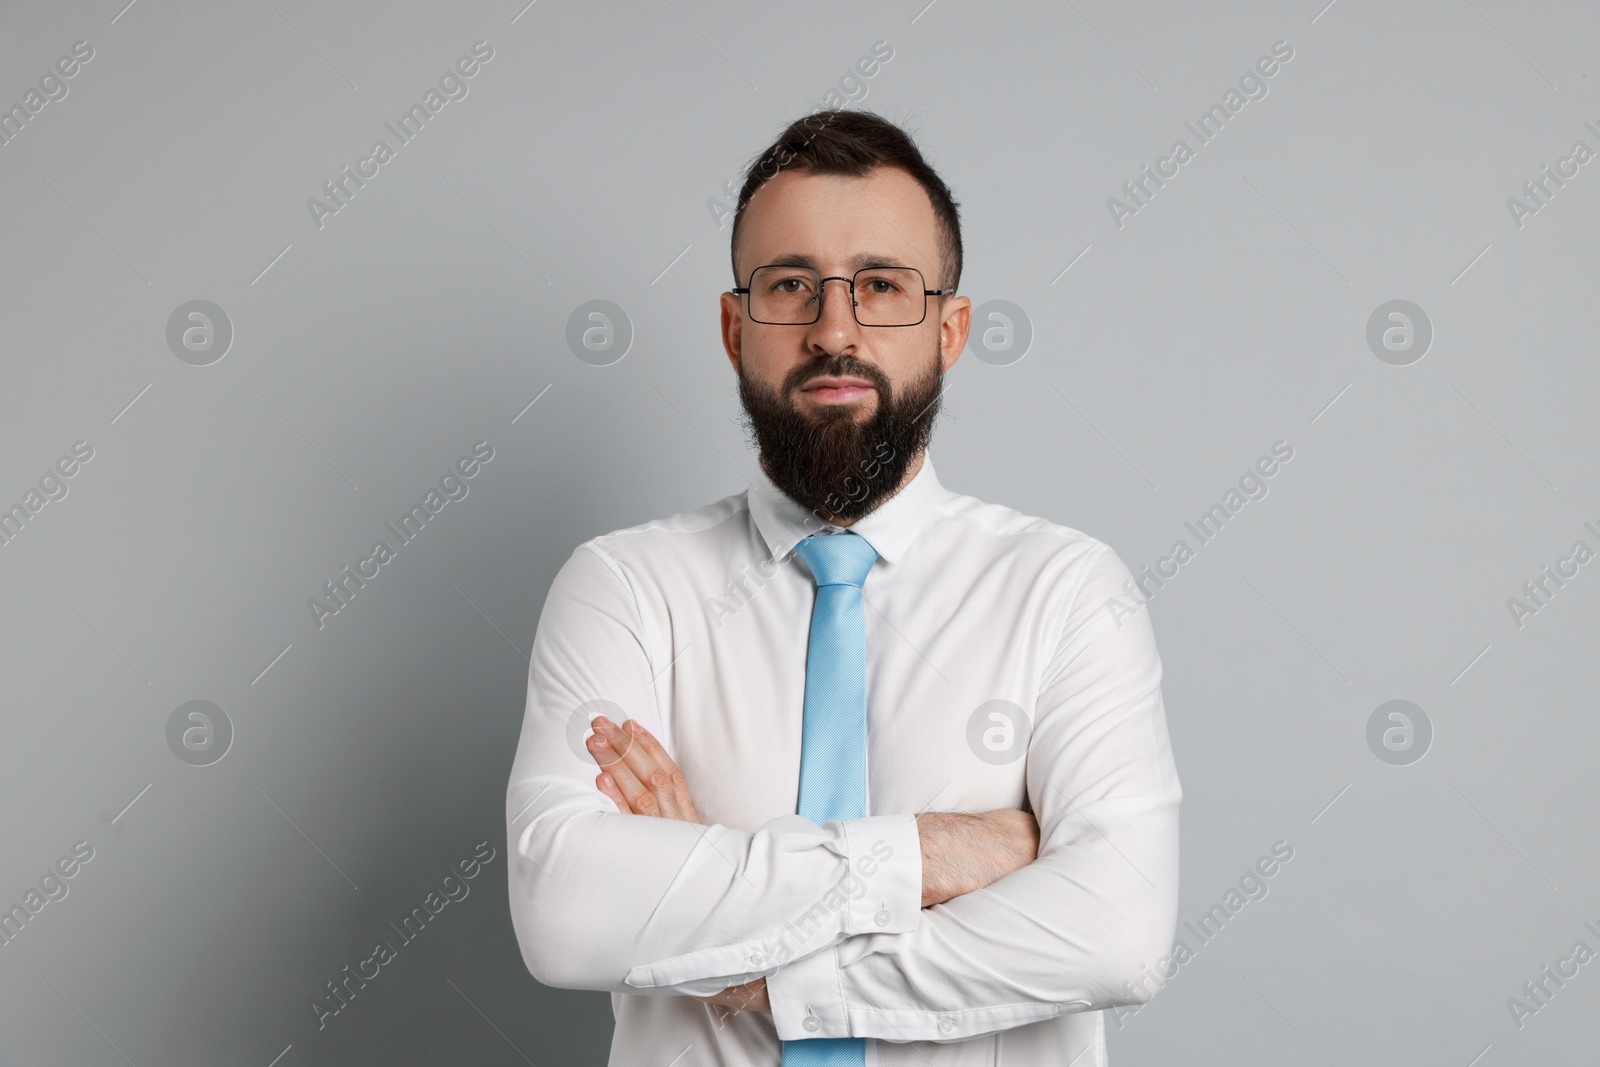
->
xmin=506 ymin=109 xmax=1181 ymax=1065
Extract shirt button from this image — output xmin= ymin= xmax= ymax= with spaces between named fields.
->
xmin=803 ymin=1015 xmax=821 ymax=1032
xmin=938 ymin=1017 xmax=955 ymax=1033
xmin=750 ymin=951 xmax=765 ymax=966
xmin=874 ymin=908 xmax=891 ymax=926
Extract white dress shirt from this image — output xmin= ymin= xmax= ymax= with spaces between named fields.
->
xmin=505 ymin=449 xmax=1181 ymax=1066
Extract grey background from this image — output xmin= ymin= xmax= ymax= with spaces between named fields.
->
xmin=1 ymin=0 xmax=1596 ymax=1063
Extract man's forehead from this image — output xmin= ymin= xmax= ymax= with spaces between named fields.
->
xmin=738 ymin=168 xmax=940 ymax=271
xmin=760 ymin=251 xmax=914 ymax=271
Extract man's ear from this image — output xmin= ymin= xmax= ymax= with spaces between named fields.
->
xmin=939 ymin=295 xmax=972 ymax=374
xmin=720 ymin=290 xmax=743 ymax=374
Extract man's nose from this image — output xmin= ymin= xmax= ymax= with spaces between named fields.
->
xmin=809 ymin=276 xmax=862 ymax=338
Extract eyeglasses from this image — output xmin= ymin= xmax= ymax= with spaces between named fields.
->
xmin=733 ymin=265 xmax=954 ymax=327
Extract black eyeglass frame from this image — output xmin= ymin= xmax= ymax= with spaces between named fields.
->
xmin=732 ymin=264 xmax=956 ymax=328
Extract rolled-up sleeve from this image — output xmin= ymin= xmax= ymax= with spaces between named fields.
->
xmin=506 ymin=542 xmax=923 ymax=997
xmin=766 ymin=543 xmax=1181 ymax=1042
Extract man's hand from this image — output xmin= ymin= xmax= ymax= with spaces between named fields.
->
xmin=916 ymin=809 xmax=1040 ymax=908
xmin=586 ymin=715 xmax=702 ymax=824
xmin=585 ymin=716 xmax=770 ymax=1013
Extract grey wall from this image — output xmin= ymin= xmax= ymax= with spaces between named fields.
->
xmin=2 ymin=0 xmax=1597 ymax=1063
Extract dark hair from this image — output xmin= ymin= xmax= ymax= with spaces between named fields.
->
xmin=729 ymin=109 xmax=963 ymax=292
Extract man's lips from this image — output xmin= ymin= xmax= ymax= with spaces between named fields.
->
xmin=800 ymin=377 xmax=876 ymax=403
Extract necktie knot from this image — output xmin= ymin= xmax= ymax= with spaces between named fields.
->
xmin=793 ymin=532 xmax=879 ymax=589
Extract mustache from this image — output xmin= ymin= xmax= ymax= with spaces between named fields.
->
xmin=785 ymin=356 xmax=890 ymax=395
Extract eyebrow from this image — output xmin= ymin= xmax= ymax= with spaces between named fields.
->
xmin=761 ymin=252 xmax=913 ymax=272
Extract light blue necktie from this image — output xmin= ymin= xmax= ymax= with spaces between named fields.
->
xmin=784 ymin=532 xmax=878 ymax=1067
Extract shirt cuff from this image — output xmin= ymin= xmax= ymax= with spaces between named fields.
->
xmin=838 ymin=812 xmax=922 ymax=936
xmin=620 ymin=813 xmax=921 ymax=992
xmin=767 ymin=941 xmax=848 ymax=1040
xmin=766 ymin=813 xmax=920 ymax=1042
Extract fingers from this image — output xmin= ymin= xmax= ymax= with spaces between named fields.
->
xmin=726 ymin=977 xmax=769 ymax=1013
xmin=603 ymin=720 xmax=664 ymax=816
xmin=729 ymin=982 xmax=761 ymax=1011
xmin=622 ymin=719 xmax=674 ymax=768
xmin=687 ymin=978 xmax=768 ymax=1013
xmin=585 ymin=719 xmax=650 ymax=811
xmin=620 ymin=721 xmax=702 ymax=823
xmin=585 ymin=716 xmax=699 ymax=823
xmin=595 ymin=771 xmax=627 ymax=812
xmin=691 ymin=991 xmax=740 ymax=1012
xmin=583 ymin=714 xmax=638 ymax=768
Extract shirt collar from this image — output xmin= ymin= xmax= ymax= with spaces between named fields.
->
xmin=747 ymin=449 xmax=948 ymax=566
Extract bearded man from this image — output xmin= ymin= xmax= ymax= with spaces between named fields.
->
xmin=506 ymin=108 xmax=1181 ymax=1067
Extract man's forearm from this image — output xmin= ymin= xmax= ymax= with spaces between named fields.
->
xmin=915 ymin=809 xmax=1039 ymax=908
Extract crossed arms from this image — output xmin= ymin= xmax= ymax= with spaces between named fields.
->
xmin=584 ymin=710 xmax=1044 ymax=1014
xmin=505 ymin=540 xmax=1181 ymax=1044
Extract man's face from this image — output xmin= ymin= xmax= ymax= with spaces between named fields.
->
xmin=720 ymin=165 xmax=971 ymax=521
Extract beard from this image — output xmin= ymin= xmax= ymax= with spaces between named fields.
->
xmin=736 ymin=348 xmax=944 ymax=523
